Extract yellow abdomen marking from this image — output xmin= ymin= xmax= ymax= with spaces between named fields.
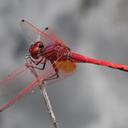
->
xmin=56 ymin=60 xmax=76 ymax=73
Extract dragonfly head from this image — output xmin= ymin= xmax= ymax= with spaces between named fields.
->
xmin=29 ymin=41 xmax=44 ymax=59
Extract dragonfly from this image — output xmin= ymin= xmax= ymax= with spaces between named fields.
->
xmin=0 ymin=19 xmax=128 ymax=127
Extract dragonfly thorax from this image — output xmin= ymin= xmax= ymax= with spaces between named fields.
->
xmin=41 ymin=43 xmax=71 ymax=62
xmin=29 ymin=41 xmax=44 ymax=59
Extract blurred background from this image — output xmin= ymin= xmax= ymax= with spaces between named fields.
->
xmin=0 ymin=0 xmax=128 ymax=128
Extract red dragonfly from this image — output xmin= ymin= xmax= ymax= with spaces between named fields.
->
xmin=0 ymin=19 xmax=128 ymax=112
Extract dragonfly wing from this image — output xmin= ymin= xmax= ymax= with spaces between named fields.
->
xmin=0 ymin=64 xmax=27 ymax=87
xmin=0 ymin=62 xmax=46 ymax=112
xmin=43 ymin=27 xmax=61 ymax=42
xmin=0 ymin=57 xmax=76 ymax=112
xmin=20 ymin=19 xmax=53 ymax=47
xmin=0 ymin=78 xmax=38 ymax=112
xmin=36 ymin=56 xmax=76 ymax=86
xmin=43 ymin=27 xmax=67 ymax=47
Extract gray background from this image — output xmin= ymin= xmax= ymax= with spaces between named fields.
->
xmin=0 ymin=0 xmax=128 ymax=128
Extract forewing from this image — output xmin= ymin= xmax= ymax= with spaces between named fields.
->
xmin=0 ymin=78 xmax=38 ymax=112
xmin=20 ymin=19 xmax=53 ymax=47
xmin=0 ymin=64 xmax=37 ymax=111
xmin=0 ymin=65 xmax=27 ymax=86
xmin=43 ymin=27 xmax=63 ymax=44
xmin=0 ymin=56 xmax=76 ymax=111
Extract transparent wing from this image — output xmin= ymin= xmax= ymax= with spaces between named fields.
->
xmin=0 ymin=64 xmax=36 ymax=111
xmin=20 ymin=19 xmax=56 ymax=47
xmin=43 ymin=27 xmax=64 ymax=45
xmin=0 ymin=78 xmax=37 ymax=112
xmin=0 ymin=64 xmax=27 ymax=86
xmin=34 ymin=56 xmax=77 ymax=86
xmin=0 ymin=55 xmax=76 ymax=112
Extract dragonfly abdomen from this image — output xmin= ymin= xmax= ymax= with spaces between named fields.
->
xmin=70 ymin=52 xmax=128 ymax=72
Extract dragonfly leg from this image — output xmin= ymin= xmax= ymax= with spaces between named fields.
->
xmin=44 ymin=60 xmax=59 ymax=81
xmin=25 ymin=56 xmax=47 ymax=70
xmin=52 ymin=60 xmax=59 ymax=78
xmin=26 ymin=55 xmax=45 ymax=65
xmin=42 ymin=59 xmax=47 ymax=70
xmin=45 ymin=73 xmax=59 ymax=81
xmin=28 ymin=59 xmax=47 ymax=70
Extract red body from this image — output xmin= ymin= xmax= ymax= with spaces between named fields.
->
xmin=23 ymin=19 xmax=128 ymax=72
xmin=70 ymin=52 xmax=128 ymax=72
xmin=29 ymin=40 xmax=128 ymax=72
xmin=0 ymin=19 xmax=128 ymax=113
